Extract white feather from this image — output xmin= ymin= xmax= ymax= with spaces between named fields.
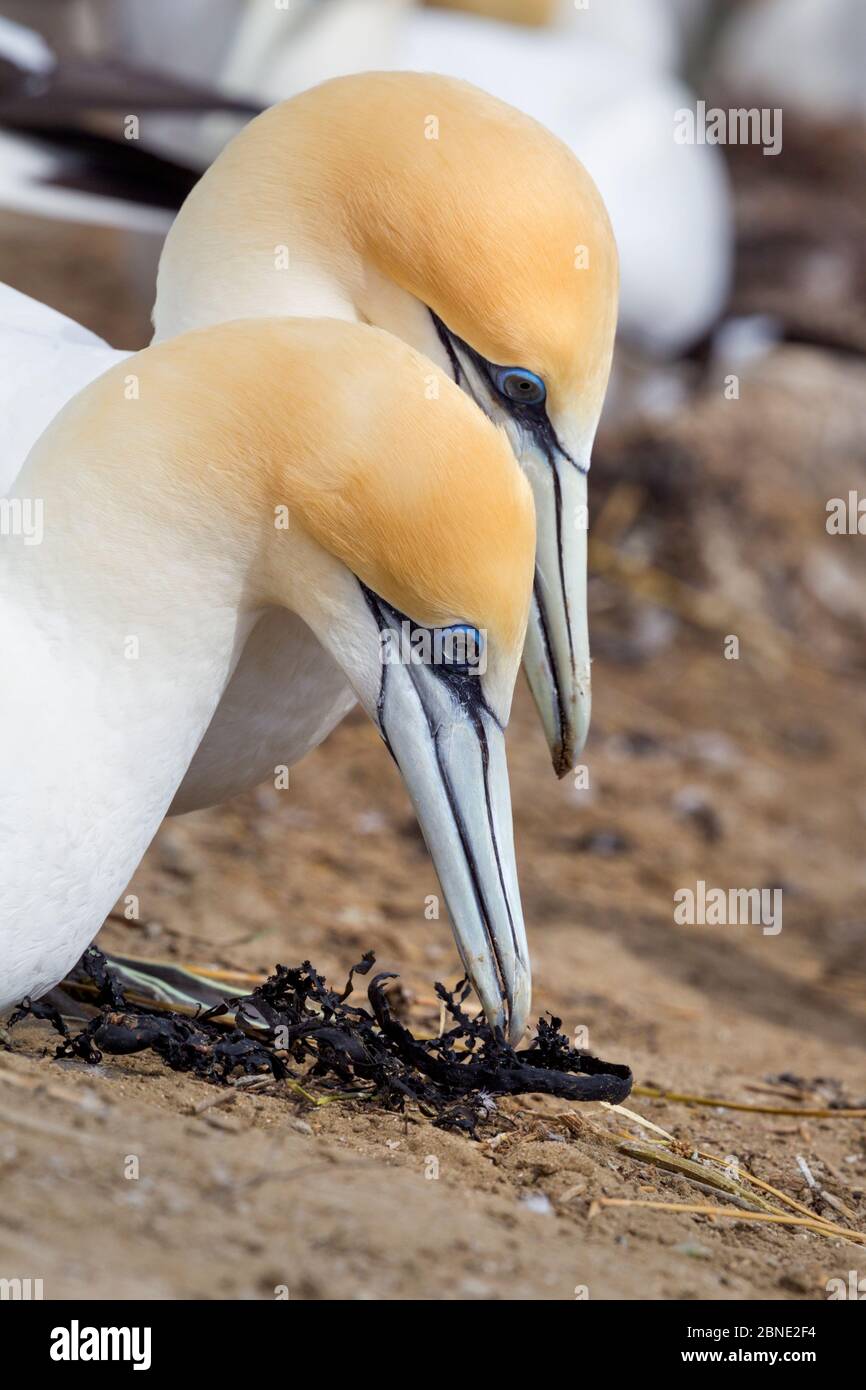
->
xmin=0 ymin=282 xmax=128 ymax=495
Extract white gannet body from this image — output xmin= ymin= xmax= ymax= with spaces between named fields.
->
xmin=1 ymin=317 xmax=536 ymax=1038
xmin=0 ymin=283 xmax=128 ymax=495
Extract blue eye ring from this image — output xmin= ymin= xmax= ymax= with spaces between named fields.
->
xmin=491 ymin=366 xmax=546 ymax=406
xmin=439 ymin=623 xmax=485 ymax=671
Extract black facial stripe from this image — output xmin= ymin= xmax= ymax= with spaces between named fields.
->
xmin=359 ymin=582 xmax=396 ymax=762
xmin=430 ymin=309 xmax=491 ymax=415
xmin=360 ymin=582 xmax=499 ymax=729
xmin=431 ymin=314 xmax=485 ymax=411
xmin=428 ymin=308 xmax=587 ymax=475
xmin=430 ymin=311 xmax=464 ymax=387
xmin=525 ymin=407 xmax=583 ymax=474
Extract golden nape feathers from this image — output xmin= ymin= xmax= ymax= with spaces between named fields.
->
xmin=155 ymin=71 xmax=618 ymax=434
xmin=422 ymin=0 xmax=556 ymax=26
xmin=29 ymin=318 xmax=534 ymax=653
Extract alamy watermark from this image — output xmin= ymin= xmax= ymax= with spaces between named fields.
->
xmin=0 ymin=1276 xmax=43 ymax=1299
xmin=826 ymin=492 xmax=866 ymax=534
xmin=674 ymin=880 xmax=782 ymax=936
xmin=826 ymin=1271 xmax=865 ymax=1300
xmin=379 ymin=622 xmax=487 ymax=674
xmin=674 ymin=101 xmax=782 ymax=157
xmin=0 ymin=497 xmax=43 ymax=545
xmin=50 ymin=1320 xmax=151 ymax=1370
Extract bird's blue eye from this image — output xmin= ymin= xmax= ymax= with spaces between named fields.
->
xmin=439 ymin=624 xmax=485 ymax=673
xmin=491 ymin=366 xmax=546 ymax=406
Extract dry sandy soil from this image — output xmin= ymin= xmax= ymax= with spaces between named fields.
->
xmin=1 ymin=121 xmax=865 ymax=1301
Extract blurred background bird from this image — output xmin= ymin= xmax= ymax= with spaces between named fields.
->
xmin=0 ymin=0 xmax=734 ymax=413
xmin=4 ymin=0 xmax=863 ymax=392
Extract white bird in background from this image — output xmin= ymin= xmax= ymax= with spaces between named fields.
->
xmin=0 ymin=4 xmax=730 ymax=355
xmin=428 ymin=0 xmax=684 ymax=73
xmin=0 ymin=317 xmax=537 ymax=1039
xmin=392 ymin=7 xmax=730 ymax=356
xmin=0 ymin=12 xmax=257 ymax=231
xmin=715 ymin=0 xmax=866 ymax=121
xmin=207 ymin=0 xmax=729 ymax=358
xmin=222 ymin=0 xmax=729 ymax=356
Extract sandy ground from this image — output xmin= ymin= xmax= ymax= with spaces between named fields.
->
xmin=2 ymin=121 xmax=865 ymax=1300
xmin=3 ymin=607 xmax=865 ymax=1301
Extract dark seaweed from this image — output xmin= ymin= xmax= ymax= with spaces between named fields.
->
xmin=10 ymin=946 xmax=632 ymax=1134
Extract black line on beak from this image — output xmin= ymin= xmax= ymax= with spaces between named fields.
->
xmin=549 ymin=459 xmax=575 ymax=673
xmin=474 ymin=708 xmax=526 ymax=971
xmin=532 ymin=572 xmax=571 ymax=778
xmin=429 ymin=719 xmax=509 ymax=1013
xmin=357 ymin=580 xmax=522 ymax=1009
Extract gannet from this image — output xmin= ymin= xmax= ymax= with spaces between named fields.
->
xmin=153 ymin=71 xmax=619 ymax=790
xmin=0 ymin=316 xmax=535 ymax=1039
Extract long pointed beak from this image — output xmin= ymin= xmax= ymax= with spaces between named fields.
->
xmin=368 ymin=627 xmax=530 ymax=1044
xmin=522 ymin=459 xmax=590 ymax=777
xmin=423 ymin=310 xmax=593 ymax=779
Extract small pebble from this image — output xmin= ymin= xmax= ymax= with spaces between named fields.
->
xmin=520 ymin=1192 xmax=553 ymax=1215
